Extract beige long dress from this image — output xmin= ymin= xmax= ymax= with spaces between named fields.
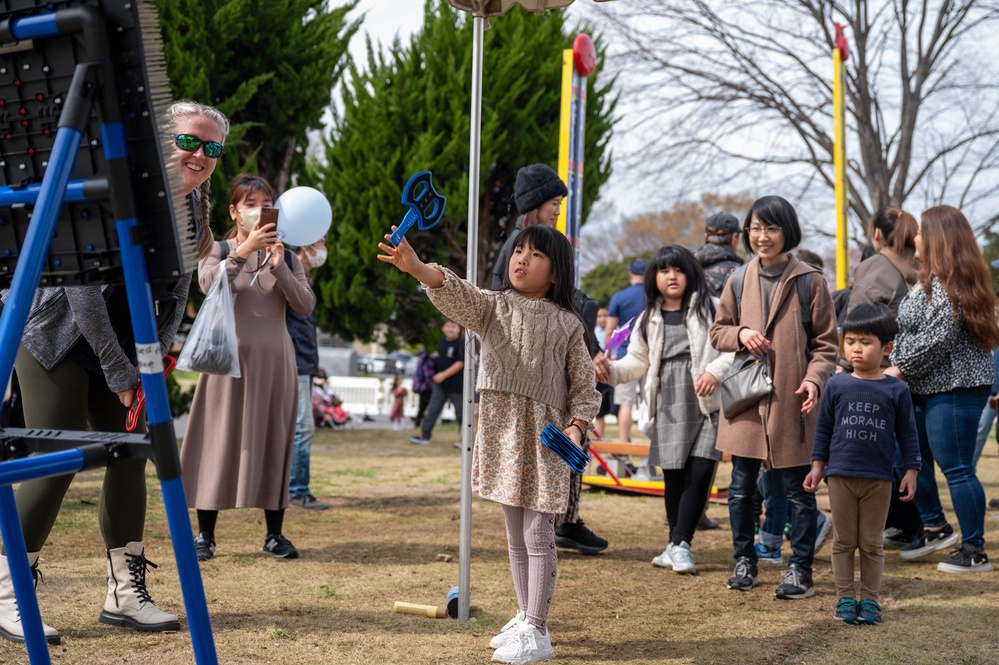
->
xmin=181 ymin=240 xmax=315 ymax=511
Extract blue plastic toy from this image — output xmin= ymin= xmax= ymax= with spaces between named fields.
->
xmin=390 ymin=171 xmax=447 ymax=246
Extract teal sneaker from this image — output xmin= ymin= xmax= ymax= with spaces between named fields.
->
xmin=857 ymin=599 xmax=882 ymax=625
xmin=834 ymin=598 xmax=858 ymax=624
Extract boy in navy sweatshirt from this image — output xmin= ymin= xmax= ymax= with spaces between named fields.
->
xmin=804 ymin=304 xmax=920 ymax=626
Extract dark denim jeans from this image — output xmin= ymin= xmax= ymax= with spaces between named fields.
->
xmin=730 ymin=456 xmax=816 ymax=571
xmin=911 ymin=387 xmax=989 ymax=551
xmin=756 ymin=469 xmax=788 ymax=550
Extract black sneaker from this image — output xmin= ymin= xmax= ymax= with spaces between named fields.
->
xmin=989 ymin=497 xmax=999 ymax=509
xmin=555 ymin=521 xmax=608 ymax=555
xmin=289 ymin=494 xmax=328 ymax=511
xmin=195 ymin=533 xmax=215 ymax=562
xmin=262 ymin=533 xmax=300 ymax=559
xmin=775 ymin=563 xmax=814 ymax=599
xmin=937 ymin=542 xmax=992 ymax=574
xmin=899 ymin=524 xmax=959 ymax=560
xmin=727 ymin=556 xmax=758 ymax=591
xmin=882 ymin=528 xmax=920 ymax=549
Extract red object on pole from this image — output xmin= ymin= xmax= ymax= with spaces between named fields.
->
xmin=573 ymin=34 xmax=596 ymax=77
xmin=834 ymin=23 xmax=850 ymax=61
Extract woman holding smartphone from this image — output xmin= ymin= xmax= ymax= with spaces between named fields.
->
xmin=180 ymin=173 xmax=315 ymax=562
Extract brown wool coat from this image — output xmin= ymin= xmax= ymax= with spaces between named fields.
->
xmin=709 ymin=255 xmax=839 ymax=468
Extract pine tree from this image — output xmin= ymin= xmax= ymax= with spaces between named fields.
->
xmin=311 ymin=0 xmax=615 ymax=344
xmin=156 ymin=0 xmax=360 ymax=234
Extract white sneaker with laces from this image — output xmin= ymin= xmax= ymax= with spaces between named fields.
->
xmin=489 ymin=611 xmax=526 ymax=649
xmin=668 ymin=541 xmax=696 ymax=574
xmin=651 ymin=546 xmax=673 ymax=569
xmin=491 ymin=621 xmax=554 ymax=664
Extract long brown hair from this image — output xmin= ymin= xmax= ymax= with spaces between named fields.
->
xmin=870 ymin=207 xmax=917 ymax=258
xmin=918 ymin=205 xmax=999 ymax=350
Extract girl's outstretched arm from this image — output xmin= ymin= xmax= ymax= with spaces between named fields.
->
xmin=377 ymin=227 xmax=444 ymax=288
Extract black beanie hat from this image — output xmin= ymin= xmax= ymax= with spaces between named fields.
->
xmin=514 ymin=164 xmax=568 ymax=213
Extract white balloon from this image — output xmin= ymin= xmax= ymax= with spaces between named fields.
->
xmin=273 ymin=187 xmax=332 ymax=247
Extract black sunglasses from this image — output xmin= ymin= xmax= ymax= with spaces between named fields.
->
xmin=169 ymin=133 xmax=223 ymax=159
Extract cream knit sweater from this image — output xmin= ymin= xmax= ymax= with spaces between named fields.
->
xmin=422 ymin=266 xmax=599 ymax=422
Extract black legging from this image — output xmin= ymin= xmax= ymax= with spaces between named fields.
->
xmin=6 ymin=345 xmax=146 ymax=553
xmin=662 ymin=456 xmax=718 ymax=546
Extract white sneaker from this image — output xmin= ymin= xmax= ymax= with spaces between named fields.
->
xmin=651 ymin=547 xmax=673 ymax=569
xmin=491 ymin=621 xmax=554 ymax=664
xmin=489 ymin=611 xmax=526 ymax=649
xmin=668 ymin=541 xmax=696 ymax=574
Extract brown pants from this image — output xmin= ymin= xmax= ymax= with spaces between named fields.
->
xmin=827 ymin=475 xmax=892 ymax=602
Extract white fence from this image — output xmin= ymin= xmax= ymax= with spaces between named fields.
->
xmin=323 ymin=376 xmax=456 ymax=421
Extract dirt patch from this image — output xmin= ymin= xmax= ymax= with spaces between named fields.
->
xmin=2 ymin=424 xmax=998 ymax=664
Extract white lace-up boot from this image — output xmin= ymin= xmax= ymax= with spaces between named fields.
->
xmin=0 ymin=553 xmax=60 ymax=644
xmin=99 ymin=542 xmax=180 ymax=632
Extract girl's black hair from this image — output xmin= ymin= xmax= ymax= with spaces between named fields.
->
xmin=501 ymin=225 xmax=595 ymax=351
xmin=638 ymin=245 xmax=715 ymax=342
xmin=742 ymin=195 xmax=802 ymax=254
xmin=842 ymin=303 xmax=898 ymax=345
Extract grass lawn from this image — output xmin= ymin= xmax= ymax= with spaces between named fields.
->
xmin=2 ymin=423 xmax=998 ymax=664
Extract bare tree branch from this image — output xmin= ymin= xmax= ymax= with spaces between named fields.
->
xmin=589 ymin=0 xmax=999 ymax=240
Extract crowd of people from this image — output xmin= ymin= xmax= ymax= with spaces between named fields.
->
xmin=1 ymin=102 xmax=997 ymax=665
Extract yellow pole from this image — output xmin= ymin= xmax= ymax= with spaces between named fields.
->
xmin=556 ymin=48 xmax=573 ymax=235
xmin=833 ymin=47 xmax=848 ymax=290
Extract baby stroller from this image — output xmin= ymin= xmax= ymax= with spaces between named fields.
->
xmin=312 ymin=384 xmax=354 ymax=429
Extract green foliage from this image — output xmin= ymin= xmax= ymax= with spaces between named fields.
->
xmin=581 ymin=255 xmax=648 ymax=308
xmin=156 ymin=0 xmax=360 ymax=236
xmin=310 ymin=0 xmax=616 ymax=344
xmin=167 ymin=372 xmax=194 ymax=417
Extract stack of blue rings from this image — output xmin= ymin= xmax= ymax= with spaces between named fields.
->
xmin=540 ymin=422 xmax=589 ymax=474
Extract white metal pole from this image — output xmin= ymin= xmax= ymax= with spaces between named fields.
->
xmin=457 ymin=4 xmax=485 ymax=622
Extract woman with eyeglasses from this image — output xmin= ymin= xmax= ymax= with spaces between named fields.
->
xmin=179 ymin=173 xmax=315 ymax=563
xmin=709 ymin=195 xmax=839 ymax=600
xmin=0 ymin=100 xmax=228 ymax=644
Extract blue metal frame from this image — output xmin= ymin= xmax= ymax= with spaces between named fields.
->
xmin=0 ymin=9 xmax=217 ymax=664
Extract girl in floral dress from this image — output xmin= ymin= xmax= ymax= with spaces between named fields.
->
xmin=378 ymin=224 xmax=599 ymax=665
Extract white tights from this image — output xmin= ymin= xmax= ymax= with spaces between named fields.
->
xmin=502 ymin=505 xmax=558 ymax=634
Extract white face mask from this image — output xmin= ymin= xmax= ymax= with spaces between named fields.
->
xmin=308 ymin=247 xmax=328 ymax=268
xmin=238 ymin=206 xmax=261 ymax=232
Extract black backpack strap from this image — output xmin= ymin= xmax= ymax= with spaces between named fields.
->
xmin=218 ymin=239 xmax=230 ymax=261
xmin=797 ymin=272 xmax=813 ymax=339
xmin=731 ymin=263 xmax=748 ymax=324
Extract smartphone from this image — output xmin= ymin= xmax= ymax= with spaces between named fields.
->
xmin=259 ymin=206 xmax=279 ymax=229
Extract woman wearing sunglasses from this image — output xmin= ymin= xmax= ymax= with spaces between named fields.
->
xmin=0 ymin=100 xmax=228 ymax=645
xmin=180 ymin=173 xmax=315 ymax=563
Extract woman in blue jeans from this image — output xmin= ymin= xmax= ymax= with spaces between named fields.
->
xmin=886 ymin=205 xmax=999 ymax=573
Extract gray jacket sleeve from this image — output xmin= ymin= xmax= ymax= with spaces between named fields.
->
xmin=63 ymin=287 xmax=137 ymax=393
xmin=159 ymin=272 xmax=192 ymax=356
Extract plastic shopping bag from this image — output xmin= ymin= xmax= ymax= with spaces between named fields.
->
xmin=176 ymin=268 xmax=241 ymax=378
